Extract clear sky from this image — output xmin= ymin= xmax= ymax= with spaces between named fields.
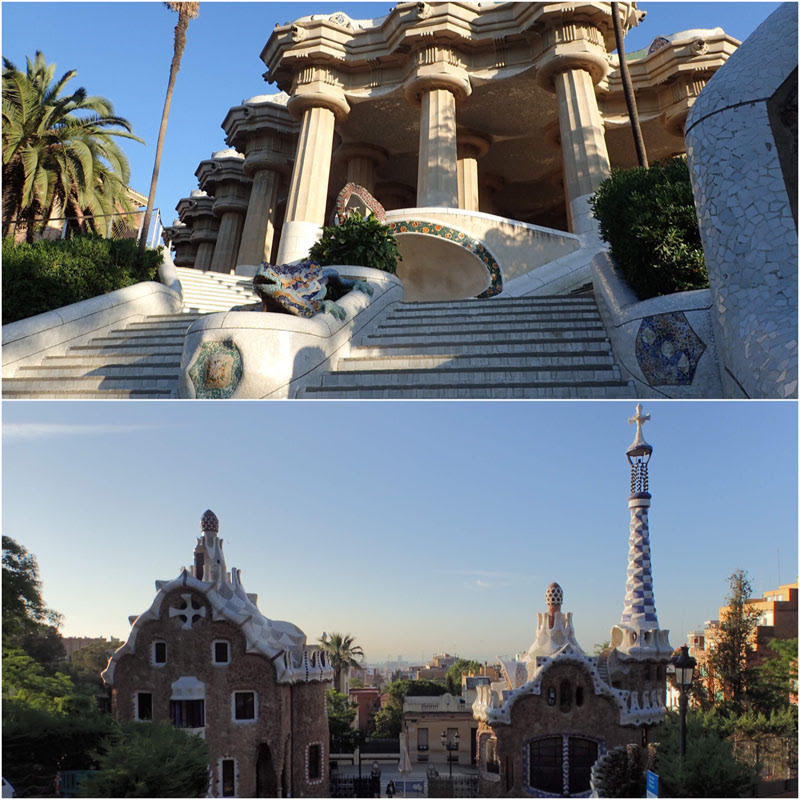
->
xmin=3 ymin=400 xmax=796 ymax=666
xmin=1 ymin=1 xmax=783 ymax=237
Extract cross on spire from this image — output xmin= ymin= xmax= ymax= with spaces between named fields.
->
xmin=628 ymin=403 xmax=650 ymax=440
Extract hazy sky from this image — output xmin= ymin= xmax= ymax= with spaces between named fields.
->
xmin=3 ymin=400 xmax=796 ymax=665
xmin=1 ymin=1 xmax=782 ymax=237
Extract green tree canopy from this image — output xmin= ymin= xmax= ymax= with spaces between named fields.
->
xmin=385 ymin=678 xmax=448 ymax=709
xmin=371 ymin=704 xmax=403 ymax=739
xmin=326 ymin=688 xmax=361 ymax=753
xmin=445 ymin=659 xmax=482 ymax=695
xmin=752 ymin=637 xmax=798 ymax=713
xmin=2 ymin=52 xmax=141 ymax=241
xmin=78 ymin=721 xmax=209 ymax=798
xmin=706 ymin=570 xmax=763 ymax=713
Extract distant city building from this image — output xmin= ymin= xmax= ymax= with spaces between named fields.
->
xmin=102 ymin=510 xmax=332 ymax=798
xmin=472 ymin=405 xmax=672 ymax=796
xmin=349 ymin=687 xmax=382 ymax=734
xmin=403 ymin=693 xmax=479 ymax=767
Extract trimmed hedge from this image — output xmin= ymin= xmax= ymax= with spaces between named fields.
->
xmin=2 ymin=236 xmax=163 ymax=325
xmin=309 ymin=212 xmax=400 ymax=274
xmin=590 ymin=158 xmax=707 ymax=299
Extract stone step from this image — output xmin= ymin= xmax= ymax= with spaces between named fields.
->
xmin=68 ymin=343 xmax=187 ymax=355
xmin=2 ymin=376 xmax=181 ymax=392
xmin=37 ymin=353 xmax=182 ymax=367
xmin=362 ymin=328 xmax=607 ymax=346
xmin=377 ymin=313 xmax=602 ymax=329
xmin=394 ymin=296 xmax=597 ymax=310
xmin=124 ymin=320 xmax=202 ymax=331
xmin=301 ymin=383 xmax=634 ymax=399
xmin=351 ymin=338 xmax=612 ymax=357
xmin=389 ymin=303 xmax=599 ymax=319
xmin=14 ymin=364 xmax=181 ymax=379
xmin=336 ymin=352 xmax=616 ymax=372
xmin=1 ymin=388 xmax=175 ymax=399
xmin=88 ymin=333 xmax=191 ymax=346
xmin=319 ymin=364 xmax=624 ymax=387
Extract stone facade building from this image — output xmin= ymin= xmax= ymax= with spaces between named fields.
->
xmin=102 ymin=510 xmax=332 ymax=798
xmin=167 ymin=1 xmax=737 ymax=273
xmin=472 ymin=405 xmax=672 ymax=797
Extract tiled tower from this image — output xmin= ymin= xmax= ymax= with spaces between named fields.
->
xmin=611 ymin=404 xmax=672 ymax=658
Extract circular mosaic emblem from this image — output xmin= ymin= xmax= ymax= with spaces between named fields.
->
xmin=635 ymin=312 xmax=706 ymax=385
xmin=188 ymin=339 xmax=243 ymax=399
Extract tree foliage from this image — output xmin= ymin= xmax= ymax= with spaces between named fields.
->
xmin=78 ymin=722 xmax=209 ymax=798
xmin=69 ymin=638 xmax=124 ymax=695
xmin=445 ymin=659 xmax=482 ymax=695
xmin=752 ymin=637 xmax=798 ymax=713
xmin=653 ymin=711 xmax=759 ymax=797
xmin=2 ymin=52 xmax=141 ymax=241
xmin=590 ymin=158 xmax=707 ymax=299
xmin=309 ymin=212 xmax=401 ymax=274
xmin=705 ymin=570 xmax=763 ymax=713
xmin=327 ymin=688 xmax=361 ymax=753
xmin=371 ymin=704 xmax=403 ymax=739
xmin=318 ymin=632 xmax=364 ymax=694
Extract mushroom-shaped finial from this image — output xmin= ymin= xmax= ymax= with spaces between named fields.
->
xmin=201 ymin=509 xmax=219 ymax=533
xmin=545 ymin=582 xmax=563 ymax=612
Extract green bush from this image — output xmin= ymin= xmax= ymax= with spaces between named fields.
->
xmin=2 ymin=235 xmax=163 ymax=324
xmin=590 ymin=158 xmax=707 ymax=299
xmin=309 ymin=212 xmax=400 ymax=274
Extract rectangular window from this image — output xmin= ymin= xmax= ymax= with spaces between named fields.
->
xmin=214 ymin=641 xmax=230 ymax=664
xmin=234 ymin=691 xmax=255 ymax=721
xmin=418 ymin=728 xmax=428 ymax=751
xmin=529 ymin=737 xmax=562 ymax=794
xmin=308 ymin=744 xmax=321 ymax=781
xmin=153 ymin=641 xmax=167 ymax=664
xmin=486 ymin=738 xmax=500 ymax=774
xmin=137 ymin=692 xmax=153 ymax=721
xmin=221 ymin=759 xmax=235 ymax=797
xmin=170 ymin=699 xmax=205 ymax=728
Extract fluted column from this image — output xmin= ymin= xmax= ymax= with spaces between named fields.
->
xmin=177 ymin=190 xmax=218 ymax=270
xmin=277 ymin=67 xmax=349 ymax=263
xmin=222 ymin=98 xmax=297 ymax=270
xmin=163 ymin=220 xmax=195 ymax=267
xmin=457 ymin=133 xmax=490 ymax=211
xmin=334 ymin=142 xmax=388 ymax=195
xmin=534 ymin=16 xmax=613 ymax=235
xmin=404 ymin=45 xmax=472 ymax=208
xmin=195 ymin=150 xmax=251 ymax=273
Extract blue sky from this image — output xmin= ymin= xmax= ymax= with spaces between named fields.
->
xmin=1 ymin=2 xmax=782 ymax=238
xmin=3 ymin=401 xmax=796 ymax=665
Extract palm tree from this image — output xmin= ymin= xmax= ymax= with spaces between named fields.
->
xmin=138 ymin=1 xmax=200 ymax=260
xmin=611 ymin=2 xmax=648 ymax=168
xmin=2 ymin=52 xmax=141 ymax=241
xmin=318 ymin=632 xmax=364 ymax=694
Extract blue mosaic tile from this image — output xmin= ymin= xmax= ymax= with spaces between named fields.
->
xmin=635 ymin=312 xmax=706 ymax=385
xmin=188 ymin=339 xmax=243 ymax=399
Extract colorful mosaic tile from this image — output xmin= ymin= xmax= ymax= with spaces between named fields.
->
xmin=334 ymin=182 xmax=386 ymax=224
xmin=635 ymin=311 xmax=706 ymax=385
xmin=387 ymin=219 xmax=503 ymax=298
xmin=188 ymin=339 xmax=243 ymax=399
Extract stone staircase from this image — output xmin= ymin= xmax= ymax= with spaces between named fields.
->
xmin=2 ymin=269 xmax=259 ymax=399
xmin=299 ymin=295 xmax=634 ymax=399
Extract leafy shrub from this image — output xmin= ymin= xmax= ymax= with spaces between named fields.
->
xmin=309 ymin=212 xmax=400 ymax=274
xmin=2 ymin=235 xmax=163 ymax=324
xmin=590 ymin=158 xmax=707 ymax=299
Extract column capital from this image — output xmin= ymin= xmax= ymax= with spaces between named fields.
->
xmin=403 ymin=44 xmax=472 ymax=105
xmin=531 ymin=20 xmax=611 ymax=92
xmin=195 ymin=150 xmax=252 ymax=217
xmin=457 ymin=131 xmax=491 ymax=160
xmin=333 ymin=141 xmax=389 ymax=169
xmin=287 ymin=65 xmax=350 ymax=122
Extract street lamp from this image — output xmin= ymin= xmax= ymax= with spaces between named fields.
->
xmin=440 ymin=729 xmax=460 ymax=779
xmin=672 ymin=645 xmax=697 ymax=760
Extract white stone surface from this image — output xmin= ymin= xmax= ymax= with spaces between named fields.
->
xmin=685 ymin=3 xmax=797 ymax=398
xmin=275 ymin=219 xmax=323 ymax=264
xmin=178 ymin=266 xmax=403 ymax=398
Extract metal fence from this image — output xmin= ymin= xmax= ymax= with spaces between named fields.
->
xmin=427 ymin=774 xmax=479 ymax=798
xmin=330 ymin=774 xmax=381 ymax=797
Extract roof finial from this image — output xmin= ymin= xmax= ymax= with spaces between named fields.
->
xmin=627 ymin=403 xmax=651 ymax=456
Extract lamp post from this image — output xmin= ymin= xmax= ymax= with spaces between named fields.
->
xmin=440 ymin=729 xmax=460 ymax=779
xmin=672 ymin=645 xmax=697 ymax=760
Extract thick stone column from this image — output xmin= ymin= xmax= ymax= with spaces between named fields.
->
xmin=534 ymin=16 xmax=613 ymax=235
xmin=457 ymin=133 xmax=490 ymax=211
xmin=404 ymin=45 xmax=471 ymax=208
xmin=177 ymin=190 xmax=218 ymax=270
xmin=334 ymin=142 xmax=388 ymax=195
xmin=163 ymin=220 xmax=195 ymax=267
xmin=223 ymin=97 xmax=297 ymax=270
xmin=277 ymin=68 xmax=349 ymax=263
xmin=196 ymin=150 xmax=251 ymax=273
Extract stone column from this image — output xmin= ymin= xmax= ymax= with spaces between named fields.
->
xmin=196 ymin=150 xmax=252 ymax=273
xmin=334 ymin=142 xmax=388 ymax=195
xmin=177 ymin=190 xmax=218 ymax=270
xmin=277 ymin=67 xmax=349 ymax=264
xmin=404 ymin=45 xmax=472 ymax=208
xmin=534 ymin=16 xmax=613 ymax=235
xmin=222 ymin=97 xmax=297 ymax=270
xmin=163 ymin=220 xmax=195 ymax=267
xmin=456 ymin=132 xmax=490 ymax=211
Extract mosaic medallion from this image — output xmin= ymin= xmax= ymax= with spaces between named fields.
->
xmin=334 ymin=182 xmax=386 ymax=224
xmin=387 ymin=219 xmax=503 ymax=298
xmin=635 ymin=311 xmax=706 ymax=385
xmin=188 ymin=339 xmax=243 ymax=399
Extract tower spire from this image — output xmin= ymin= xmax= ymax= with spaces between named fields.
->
xmin=611 ymin=405 xmax=671 ymax=659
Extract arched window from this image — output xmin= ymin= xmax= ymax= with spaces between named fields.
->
xmin=528 ymin=735 xmax=600 ymax=796
xmin=575 ymin=685 xmax=584 ymax=706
